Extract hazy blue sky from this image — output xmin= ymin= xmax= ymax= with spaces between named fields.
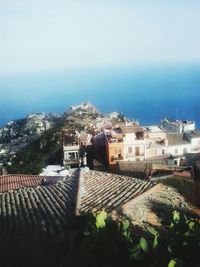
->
xmin=1 ymin=0 xmax=200 ymax=74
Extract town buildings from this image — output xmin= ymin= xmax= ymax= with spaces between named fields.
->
xmin=185 ymin=130 xmax=200 ymax=151
xmin=62 ymin=129 xmax=92 ymax=168
xmin=62 ymin=129 xmax=80 ymax=167
xmin=143 ymin=125 xmax=168 ymax=159
xmin=93 ymin=119 xmax=200 ymax=172
xmin=61 ymin=114 xmax=200 ymax=177
xmin=161 ymin=118 xmax=195 ymax=133
xmin=166 ymin=133 xmax=191 ymax=166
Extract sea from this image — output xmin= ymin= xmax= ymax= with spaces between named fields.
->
xmin=0 ymin=63 xmax=200 ymax=128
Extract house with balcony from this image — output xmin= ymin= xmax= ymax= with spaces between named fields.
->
xmin=166 ymin=133 xmax=191 ymax=166
xmin=143 ymin=126 xmax=168 ymax=159
xmin=105 ymin=124 xmax=167 ymax=172
xmin=121 ymin=125 xmax=145 ymax=161
xmin=94 ymin=119 xmax=199 ymax=172
xmin=62 ymin=129 xmax=93 ymax=168
xmin=62 ymin=129 xmax=80 ymax=167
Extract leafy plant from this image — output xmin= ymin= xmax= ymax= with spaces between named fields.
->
xmin=64 ymin=210 xmax=200 ymax=267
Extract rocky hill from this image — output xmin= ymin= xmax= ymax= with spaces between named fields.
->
xmin=0 ymin=102 xmax=128 ymax=174
xmin=0 ymin=113 xmax=60 ymax=162
xmin=63 ymin=101 xmax=127 ymax=133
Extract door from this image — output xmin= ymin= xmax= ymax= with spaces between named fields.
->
xmin=135 ymin=146 xmax=140 ymax=156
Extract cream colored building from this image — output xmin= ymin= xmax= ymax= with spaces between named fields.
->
xmin=121 ymin=125 xmax=145 ymax=161
xmin=63 ymin=130 xmax=80 ymax=167
xmin=143 ymin=126 xmax=168 ymax=159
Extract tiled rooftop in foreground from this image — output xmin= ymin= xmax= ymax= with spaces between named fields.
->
xmin=3 ymin=169 xmax=199 ymax=237
xmin=0 ymin=170 xmax=156 ymax=235
xmin=80 ymin=170 xmax=155 ymax=213
xmin=0 ymin=174 xmax=78 ymax=235
xmin=0 ymin=175 xmax=43 ymax=192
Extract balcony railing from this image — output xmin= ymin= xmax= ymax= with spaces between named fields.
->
xmin=63 ymin=141 xmax=79 ymax=146
xmin=64 ymin=159 xmax=79 ymax=164
xmin=111 ymin=156 xmax=123 ymax=162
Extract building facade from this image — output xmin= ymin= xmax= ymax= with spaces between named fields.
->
xmin=161 ymin=118 xmax=195 ymax=133
xmin=101 ymin=124 xmax=199 ymax=171
xmin=62 ymin=129 xmax=80 ymax=167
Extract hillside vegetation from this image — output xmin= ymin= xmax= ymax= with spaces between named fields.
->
xmin=7 ymin=118 xmax=65 ymax=174
xmin=5 ymin=102 xmax=126 ymax=174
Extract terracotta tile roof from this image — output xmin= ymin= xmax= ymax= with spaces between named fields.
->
xmin=0 ymin=174 xmax=78 ymax=235
xmin=0 ymin=175 xmax=61 ymax=192
xmin=80 ymin=170 xmax=155 ymax=213
xmin=0 ymin=170 xmax=155 ymax=234
xmin=120 ymin=125 xmax=144 ymax=134
xmin=122 ymin=183 xmax=195 ymax=229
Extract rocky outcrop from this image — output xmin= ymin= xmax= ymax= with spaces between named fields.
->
xmin=65 ymin=101 xmax=101 ymax=116
xmin=0 ymin=113 xmax=60 ymax=160
xmin=0 ymin=102 xmax=130 ymax=167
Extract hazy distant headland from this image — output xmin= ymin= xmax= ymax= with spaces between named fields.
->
xmin=0 ymin=63 xmax=199 ymax=127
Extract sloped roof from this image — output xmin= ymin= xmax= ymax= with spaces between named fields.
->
xmin=80 ymin=170 xmax=155 ymax=213
xmin=122 ymin=182 xmax=195 ymax=229
xmin=166 ymin=133 xmax=190 ymax=146
xmin=0 ymin=174 xmax=78 ymax=234
xmin=0 ymin=170 xmax=155 ymax=234
xmin=0 ymin=175 xmax=43 ymax=192
xmin=120 ymin=125 xmax=144 ymax=134
xmin=0 ymin=175 xmax=61 ymax=193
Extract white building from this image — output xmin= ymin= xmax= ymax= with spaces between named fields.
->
xmin=185 ymin=131 xmax=200 ymax=152
xmin=166 ymin=133 xmax=191 ymax=166
xmin=39 ymin=165 xmax=64 ymax=176
xmin=143 ymin=126 xmax=168 ymax=159
xmin=62 ymin=130 xmax=80 ymax=167
xmin=161 ymin=118 xmax=195 ymax=133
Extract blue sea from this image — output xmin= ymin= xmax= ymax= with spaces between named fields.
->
xmin=0 ymin=63 xmax=200 ymax=128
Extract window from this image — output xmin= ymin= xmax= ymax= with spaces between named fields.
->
xmin=183 ymin=148 xmax=187 ymax=155
xmin=135 ymin=146 xmax=140 ymax=156
xmin=162 ymin=149 xmax=165 ymax=155
xmin=175 ymin=148 xmax=178 ymax=154
xmin=65 ymin=152 xmax=77 ymax=160
xmin=128 ymin=147 xmax=132 ymax=153
xmin=68 ymin=152 xmax=77 ymax=160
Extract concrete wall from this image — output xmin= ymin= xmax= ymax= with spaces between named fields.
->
xmin=167 ymin=144 xmax=191 ymax=156
xmin=191 ymin=138 xmax=200 ymax=148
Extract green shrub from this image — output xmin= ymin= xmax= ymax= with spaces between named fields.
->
xmin=64 ymin=210 xmax=200 ymax=267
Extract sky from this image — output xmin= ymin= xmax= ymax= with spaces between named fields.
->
xmin=0 ymin=0 xmax=200 ymax=74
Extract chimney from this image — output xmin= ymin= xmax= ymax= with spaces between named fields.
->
xmin=0 ymin=165 xmax=8 ymax=175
